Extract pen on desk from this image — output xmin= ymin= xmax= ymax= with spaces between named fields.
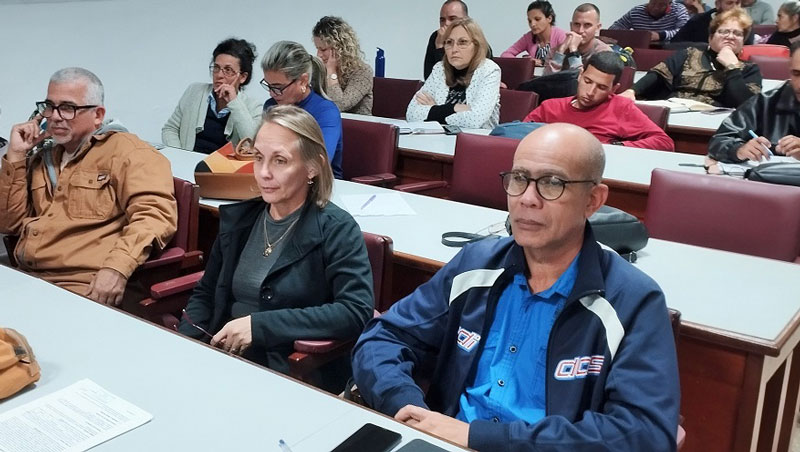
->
xmin=748 ymin=130 xmax=773 ymax=157
xmin=278 ymin=439 xmax=293 ymax=452
xmin=360 ymin=194 xmax=377 ymax=210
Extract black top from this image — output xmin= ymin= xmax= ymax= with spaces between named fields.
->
xmin=193 ymin=104 xmax=229 ymax=154
xmin=766 ymin=28 xmax=800 ymax=48
xmin=426 ymin=67 xmax=468 ymax=123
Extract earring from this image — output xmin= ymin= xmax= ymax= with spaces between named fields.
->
xmin=307 ymin=179 xmax=314 ymax=185
xmin=301 ymin=86 xmax=307 ymax=93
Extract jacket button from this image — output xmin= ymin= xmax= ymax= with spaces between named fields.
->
xmin=47 ymin=213 xmax=53 ymax=218
xmin=31 ymin=230 xmax=38 ymax=236
xmin=57 ymin=186 xmax=63 ymax=192
xmin=509 ymin=345 xmax=517 ymax=353
xmin=497 ymin=379 xmax=505 ymax=387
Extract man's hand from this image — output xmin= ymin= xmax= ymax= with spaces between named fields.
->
xmin=86 ymin=268 xmax=127 ymax=306
xmin=716 ymin=47 xmax=740 ymax=68
xmin=7 ymin=116 xmax=50 ymax=163
xmin=736 ymin=135 xmax=772 ymax=161
xmin=619 ymin=89 xmax=636 ymax=101
xmin=214 ymin=83 xmax=238 ymax=106
xmin=435 ymin=25 xmax=447 ymax=49
xmin=650 ymin=31 xmax=661 ymax=42
xmin=210 ymin=316 xmax=253 ymax=356
xmin=566 ymin=32 xmax=582 ymax=53
xmin=776 ymin=135 xmax=800 ymax=158
xmin=415 ymin=91 xmax=436 ymax=106
xmin=395 ymin=405 xmax=469 ymax=447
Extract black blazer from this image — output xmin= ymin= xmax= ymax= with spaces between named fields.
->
xmin=178 ymin=197 xmax=374 ymax=375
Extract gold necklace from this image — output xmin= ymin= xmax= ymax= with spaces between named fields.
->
xmin=263 ymin=207 xmax=300 ymax=257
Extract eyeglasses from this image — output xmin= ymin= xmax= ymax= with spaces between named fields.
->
xmin=209 ymin=64 xmax=240 ymax=77
xmin=444 ymin=38 xmax=474 ymax=49
xmin=181 ymin=309 xmax=213 ymax=339
xmin=35 ymin=101 xmax=97 ymax=120
xmin=500 ymin=171 xmax=596 ymax=201
xmin=260 ymin=78 xmax=297 ymax=96
xmin=716 ymin=28 xmax=745 ymax=38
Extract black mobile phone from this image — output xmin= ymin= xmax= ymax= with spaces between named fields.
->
xmin=394 ymin=438 xmax=450 ymax=452
xmin=330 ymin=423 xmax=402 ymax=452
xmin=443 ymin=124 xmax=462 ymax=135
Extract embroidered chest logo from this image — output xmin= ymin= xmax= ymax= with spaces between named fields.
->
xmin=456 ymin=327 xmax=481 ymax=352
xmin=554 ymin=355 xmax=604 ymax=380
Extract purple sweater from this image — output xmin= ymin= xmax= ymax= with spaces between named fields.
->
xmin=501 ymin=26 xmax=568 ymax=60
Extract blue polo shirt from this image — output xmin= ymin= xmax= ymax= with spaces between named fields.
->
xmin=264 ymin=91 xmax=343 ymax=178
xmin=456 ymin=252 xmax=580 ymax=425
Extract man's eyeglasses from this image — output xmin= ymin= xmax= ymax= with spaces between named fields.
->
xmin=716 ymin=29 xmax=745 ymax=38
xmin=500 ymin=171 xmax=596 ymax=201
xmin=209 ymin=64 xmax=241 ymax=78
xmin=35 ymin=101 xmax=97 ymax=120
xmin=260 ymin=78 xmax=297 ymax=96
xmin=444 ymin=38 xmax=474 ymax=49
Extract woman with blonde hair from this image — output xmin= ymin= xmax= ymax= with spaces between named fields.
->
xmin=313 ymin=16 xmax=373 ymax=115
xmin=622 ymin=7 xmax=762 ymax=108
xmin=178 ymin=105 xmax=373 ymax=392
xmin=407 ymin=17 xmax=500 ymax=129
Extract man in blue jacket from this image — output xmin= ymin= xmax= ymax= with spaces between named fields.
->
xmin=352 ymin=123 xmax=680 ymax=451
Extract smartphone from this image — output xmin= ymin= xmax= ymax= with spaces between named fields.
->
xmin=330 ymin=423 xmax=402 ymax=452
xmin=394 ymin=438 xmax=450 ymax=452
xmin=443 ymin=124 xmax=462 ymax=135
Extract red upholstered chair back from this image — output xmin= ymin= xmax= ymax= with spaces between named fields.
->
xmin=361 ymin=232 xmax=395 ymax=313
xmin=749 ymin=55 xmax=791 ymax=80
xmin=740 ymin=44 xmax=790 ymax=61
xmin=615 ymin=66 xmax=636 ymax=93
xmin=342 ymin=119 xmax=399 ymax=179
xmin=491 ymin=57 xmax=536 ymax=90
xmin=634 ymin=103 xmax=670 ymax=131
xmin=600 ymin=29 xmax=652 ymax=49
xmin=631 ymin=47 xmax=676 ymax=71
xmin=499 ymin=88 xmax=539 ymax=123
xmin=169 ymin=177 xmax=200 ymax=252
xmin=645 ymin=169 xmax=800 ymax=261
xmin=372 ymin=77 xmax=424 ymax=119
xmin=450 ymin=133 xmax=519 ymax=211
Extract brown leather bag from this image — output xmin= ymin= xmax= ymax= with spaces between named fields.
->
xmin=0 ymin=328 xmax=40 ymax=399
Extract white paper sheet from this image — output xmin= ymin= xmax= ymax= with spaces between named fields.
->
xmin=717 ymin=155 xmax=797 ymax=175
xmin=341 ymin=193 xmax=417 ymax=216
xmin=0 ymin=379 xmax=152 ymax=452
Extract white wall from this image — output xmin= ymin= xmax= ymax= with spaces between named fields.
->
xmin=0 ymin=0 xmax=785 ymax=143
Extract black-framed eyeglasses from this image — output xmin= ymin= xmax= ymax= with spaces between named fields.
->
xmin=35 ymin=101 xmax=97 ymax=120
xmin=259 ymin=78 xmax=297 ymax=96
xmin=209 ymin=64 xmax=241 ymax=77
xmin=500 ymin=171 xmax=596 ymax=201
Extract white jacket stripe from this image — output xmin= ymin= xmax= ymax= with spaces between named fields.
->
xmin=449 ymin=269 xmax=505 ymax=305
xmin=580 ymin=294 xmax=625 ymax=360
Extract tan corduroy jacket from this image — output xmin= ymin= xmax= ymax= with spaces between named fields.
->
xmin=0 ymin=130 xmax=177 ymax=286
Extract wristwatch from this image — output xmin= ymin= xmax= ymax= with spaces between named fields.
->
xmin=329 ymin=73 xmax=338 ymax=81
xmin=725 ymin=63 xmax=741 ymax=71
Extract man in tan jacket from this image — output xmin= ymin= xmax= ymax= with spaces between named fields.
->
xmin=0 ymin=67 xmax=177 ymax=306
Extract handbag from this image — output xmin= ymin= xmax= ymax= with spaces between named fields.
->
xmin=0 ymin=328 xmax=40 ymax=400
xmin=193 ymin=138 xmax=260 ymax=200
xmin=489 ymin=121 xmax=545 ymax=140
xmin=745 ymin=162 xmax=800 ymax=186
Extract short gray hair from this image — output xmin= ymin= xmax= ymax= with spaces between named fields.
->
xmin=49 ymin=67 xmax=104 ymax=105
xmin=261 ymin=41 xmax=328 ymax=98
xmin=781 ymin=0 xmax=800 ymax=18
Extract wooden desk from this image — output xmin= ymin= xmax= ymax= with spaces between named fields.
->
xmin=0 ymin=265 xmax=465 ymax=451
xmin=161 ymin=146 xmax=800 ymax=451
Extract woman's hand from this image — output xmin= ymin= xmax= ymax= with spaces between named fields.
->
xmin=325 ymin=51 xmax=339 ymax=82
xmin=215 ymin=83 xmax=238 ymax=105
xmin=415 ymin=91 xmax=436 ymax=105
xmin=453 ymin=103 xmax=471 ymax=112
xmin=210 ymin=316 xmax=253 ymax=355
xmin=716 ymin=47 xmax=740 ymax=68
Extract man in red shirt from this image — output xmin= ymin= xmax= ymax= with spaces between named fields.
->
xmin=524 ymin=52 xmax=675 ymax=151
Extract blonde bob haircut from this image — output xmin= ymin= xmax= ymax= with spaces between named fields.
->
xmin=709 ymin=7 xmax=753 ymax=39
xmin=259 ymin=105 xmax=334 ymax=208
xmin=442 ymin=18 xmax=490 ymax=88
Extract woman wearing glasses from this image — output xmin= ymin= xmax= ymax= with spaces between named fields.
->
xmin=407 ymin=18 xmax=500 ymax=129
xmin=500 ymin=1 xmax=566 ymax=67
xmin=178 ymin=105 xmax=373 ymax=392
xmin=261 ymin=41 xmax=344 ymax=178
xmin=312 ymin=16 xmax=373 ymax=115
xmin=620 ymin=8 xmax=762 ymax=108
xmin=162 ymin=38 xmax=263 ymax=154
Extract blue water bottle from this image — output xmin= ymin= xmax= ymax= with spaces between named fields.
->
xmin=375 ymin=48 xmax=385 ymax=77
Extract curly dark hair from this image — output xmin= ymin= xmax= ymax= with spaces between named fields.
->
xmin=213 ymin=38 xmax=257 ymax=88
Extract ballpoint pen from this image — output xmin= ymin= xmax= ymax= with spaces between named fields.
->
xmin=748 ymin=129 xmax=773 ymax=157
xmin=278 ymin=439 xmax=293 ymax=452
xmin=360 ymin=194 xmax=377 ymax=211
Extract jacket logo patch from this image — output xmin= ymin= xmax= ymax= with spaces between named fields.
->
xmin=456 ymin=327 xmax=481 ymax=352
xmin=554 ymin=355 xmax=604 ymax=380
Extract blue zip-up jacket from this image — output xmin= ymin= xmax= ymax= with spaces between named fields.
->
xmin=352 ymin=225 xmax=679 ymax=451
